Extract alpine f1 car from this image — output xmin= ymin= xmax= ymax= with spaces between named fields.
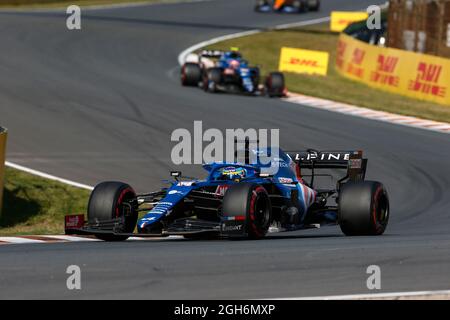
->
xmin=181 ymin=49 xmax=286 ymax=97
xmin=65 ymin=143 xmax=390 ymax=241
xmin=255 ymin=0 xmax=320 ymax=13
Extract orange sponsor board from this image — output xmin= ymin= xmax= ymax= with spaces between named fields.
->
xmin=335 ymin=34 xmax=450 ymax=106
xmin=279 ymin=47 xmax=329 ymax=76
xmin=330 ymin=12 xmax=369 ymax=32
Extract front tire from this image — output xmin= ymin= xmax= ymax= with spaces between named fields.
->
xmin=203 ymin=67 xmax=222 ymax=92
xmin=87 ymin=181 xmax=138 ymax=241
xmin=254 ymin=0 xmax=266 ymax=12
xmin=338 ymin=181 xmax=389 ymax=236
xmin=222 ymin=183 xmax=272 ymax=239
xmin=307 ymin=0 xmax=320 ymax=11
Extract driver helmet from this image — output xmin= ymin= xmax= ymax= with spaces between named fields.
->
xmin=220 ymin=167 xmax=247 ymax=182
xmin=229 ymin=59 xmax=240 ymax=70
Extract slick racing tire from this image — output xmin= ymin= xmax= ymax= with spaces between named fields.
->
xmin=292 ymin=0 xmax=308 ymax=12
xmin=222 ymin=183 xmax=272 ymax=239
xmin=338 ymin=181 xmax=389 ymax=236
xmin=88 ymin=181 xmax=138 ymax=241
xmin=254 ymin=0 xmax=265 ymax=12
xmin=251 ymin=67 xmax=261 ymax=93
xmin=203 ymin=67 xmax=222 ymax=92
xmin=181 ymin=63 xmax=202 ymax=86
xmin=307 ymin=0 xmax=320 ymax=11
xmin=266 ymin=72 xmax=285 ymax=98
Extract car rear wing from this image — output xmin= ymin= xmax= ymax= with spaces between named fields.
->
xmin=200 ymin=50 xmax=223 ymax=58
xmin=288 ymin=150 xmax=367 ymax=182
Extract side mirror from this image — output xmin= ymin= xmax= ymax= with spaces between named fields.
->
xmin=170 ymin=171 xmax=182 ymax=180
xmin=259 ymin=172 xmax=273 ymax=178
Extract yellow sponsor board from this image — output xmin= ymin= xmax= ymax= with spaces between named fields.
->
xmin=279 ymin=47 xmax=329 ymax=76
xmin=330 ymin=11 xmax=369 ymax=32
xmin=0 ymin=127 xmax=7 ymax=215
xmin=335 ymin=33 xmax=450 ymax=106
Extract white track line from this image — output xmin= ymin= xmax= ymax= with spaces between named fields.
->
xmin=5 ymin=161 xmax=94 ymax=190
xmin=274 ymin=289 xmax=450 ymax=300
xmin=273 ymin=16 xmax=331 ymax=30
xmin=0 ymin=237 xmax=45 ymax=244
xmin=0 ymin=235 xmax=185 ymax=245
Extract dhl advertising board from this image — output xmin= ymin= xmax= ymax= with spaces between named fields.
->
xmin=330 ymin=11 xmax=369 ymax=32
xmin=336 ymin=34 xmax=450 ymax=106
xmin=279 ymin=47 xmax=329 ymax=76
xmin=0 ymin=127 xmax=7 ymax=215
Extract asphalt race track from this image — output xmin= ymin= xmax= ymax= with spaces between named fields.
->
xmin=1 ymin=0 xmax=450 ymax=299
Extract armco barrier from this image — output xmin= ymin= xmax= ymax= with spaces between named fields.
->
xmin=0 ymin=127 xmax=7 ymax=216
xmin=336 ymin=33 xmax=450 ymax=106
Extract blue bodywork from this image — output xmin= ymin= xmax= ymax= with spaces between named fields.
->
xmin=137 ymin=148 xmax=317 ymax=232
xmin=214 ymin=51 xmax=259 ymax=93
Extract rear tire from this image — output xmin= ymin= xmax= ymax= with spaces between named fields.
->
xmin=87 ymin=181 xmax=138 ymax=241
xmin=203 ymin=68 xmax=222 ymax=92
xmin=265 ymin=72 xmax=285 ymax=97
xmin=338 ymin=181 xmax=389 ymax=236
xmin=181 ymin=63 xmax=202 ymax=86
xmin=307 ymin=0 xmax=320 ymax=11
xmin=222 ymin=183 xmax=272 ymax=239
xmin=292 ymin=0 xmax=308 ymax=12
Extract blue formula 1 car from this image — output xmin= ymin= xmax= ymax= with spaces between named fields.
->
xmin=65 ymin=143 xmax=390 ymax=241
xmin=254 ymin=0 xmax=320 ymax=13
xmin=181 ymin=49 xmax=286 ymax=97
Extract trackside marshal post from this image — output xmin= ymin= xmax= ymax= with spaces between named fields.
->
xmin=0 ymin=127 xmax=7 ymax=216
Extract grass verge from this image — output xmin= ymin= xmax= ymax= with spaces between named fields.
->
xmin=206 ymin=24 xmax=450 ymax=123
xmin=0 ymin=167 xmax=90 ymax=235
xmin=0 ymin=0 xmax=186 ymax=9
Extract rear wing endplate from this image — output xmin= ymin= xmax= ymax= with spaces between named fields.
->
xmin=288 ymin=150 xmax=367 ymax=182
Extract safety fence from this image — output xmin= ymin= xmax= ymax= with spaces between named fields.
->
xmin=388 ymin=0 xmax=450 ymax=59
xmin=0 ymin=127 xmax=7 ymax=216
xmin=336 ymin=33 xmax=450 ymax=106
